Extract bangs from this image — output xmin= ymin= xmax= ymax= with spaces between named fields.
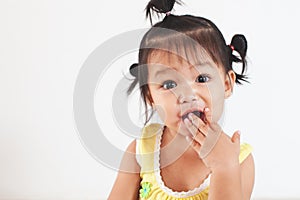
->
xmin=141 ymin=27 xmax=221 ymax=68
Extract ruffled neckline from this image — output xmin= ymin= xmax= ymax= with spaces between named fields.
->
xmin=153 ymin=125 xmax=211 ymax=198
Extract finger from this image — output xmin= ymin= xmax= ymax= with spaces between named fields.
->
xmin=188 ymin=112 xmax=206 ymax=130
xmin=194 ymin=131 xmax=206 ymax=146
xmin=204 ymin=107 xmax=213 ymax=124
xmin=199 ymin=126 xmax=222 ymax=159
xmin=184 ymin=118 xmax=198 ymax=136
xmin=186 ymin=136 xmax=201 ymax=153
xmin=188 ymin=113 xmax=207 ymax=140
xmin=231 ymin=130 xmax=241 ymax=144
xmin=198 ymin=123 xmax=209 ymax=137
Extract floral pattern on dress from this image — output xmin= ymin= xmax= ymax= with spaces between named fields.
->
xmin=139 ymin=182 xmax=152 ymax=199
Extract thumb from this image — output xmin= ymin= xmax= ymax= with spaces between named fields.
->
xmin=231 ymin=130 xmax=241 ymax=144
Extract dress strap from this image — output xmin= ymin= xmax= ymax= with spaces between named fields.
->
xmin=136 ymin=123 xmax=164 ymax=175
xmin=239 ymin=143 xmax=253 ymax=163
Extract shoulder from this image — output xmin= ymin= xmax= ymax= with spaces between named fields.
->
xmin=108 ymin=140 xmax=141 ymax=199
xmin=137 ymin=123 xmax=163 ymax=152
xmin=127 ymin=139 xmax=137 ymax=153
xmin=125 ymin=123 xmax=163 ymax=168
xmin=240 ymin=152 xmax=255 ymax=200
xmin=119 ymin=140 xmax=140 ymax=173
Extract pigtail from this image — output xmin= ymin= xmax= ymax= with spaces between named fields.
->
xmin=145 ymin=0 xmax=181 ymax=25
xmin=229 ymin=34 xmax=248 ymax=84
xmin=127 ymin=62 xmax=153 ymax=125
xmin=127 ymin=63 xmax=139 ymax=95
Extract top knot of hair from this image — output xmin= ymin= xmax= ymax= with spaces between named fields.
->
xmin=145 ymin=0 xmax=181 ymax=25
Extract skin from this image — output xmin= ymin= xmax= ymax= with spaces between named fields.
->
xmin=108 ymin=51 xmax=255 ymax=200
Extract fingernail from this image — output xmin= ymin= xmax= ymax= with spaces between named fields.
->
xmin=237 ymin=130 xmax=241 ymax=135
xmin=184 ymin=118 xmax=191 ymax=125
xmin=204 ymin=107 xmax=210 ymax=112
xmin=188 ymin=113 xmax=193 ymax=121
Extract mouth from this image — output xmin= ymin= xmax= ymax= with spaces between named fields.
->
xmin=181 ymin=110 xmax=206 ymax=122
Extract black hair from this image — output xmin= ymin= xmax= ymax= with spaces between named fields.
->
xmin=145 ymin=0 xmax=182 ymax=25
xmin=128 ymin=0 xmax=248 ymax=124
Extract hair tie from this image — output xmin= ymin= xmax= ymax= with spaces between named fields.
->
xmin=229 ymin=44 xmax=235 ymax=51
xmin=165 ymin=11 xmax=171 ymax=16
xmin=129 ymin=63 xmax=139 ymax=77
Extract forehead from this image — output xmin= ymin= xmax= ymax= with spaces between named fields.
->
xmin=148 ymin=44 xmax=213 ymax=63
xmin=147 ymin=50 xmax=217 ymax=73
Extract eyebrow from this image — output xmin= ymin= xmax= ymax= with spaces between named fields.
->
xmin=154 ymin=62 xmax=214 ymax=78
xmin=154 ymin=68 xmax=173 ymax=78
xmin=192 ymin=62 xmax=215 ymax=70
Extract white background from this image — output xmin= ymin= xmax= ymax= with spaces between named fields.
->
xmin=1 ymin=0 xmax=300 ymax=199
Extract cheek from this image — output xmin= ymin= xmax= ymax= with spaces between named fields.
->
xmin=154 ymin=104 xmax=166 ymax=122
xmin=207 ymin=83 xmax=225 ymax=122
xmin=212 ymin=98 xmax=224 ymax=122
xmin=150 ymin=90 xmax=178 ymax=122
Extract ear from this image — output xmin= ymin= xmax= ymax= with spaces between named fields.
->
xmin=224 ymin=70 xmax=236 ymax=99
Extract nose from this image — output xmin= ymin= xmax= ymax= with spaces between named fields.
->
xmin=178 ymin=93 xmax=198 ymax=104
xmin=176 ymin=79 xmax=199 ymax=104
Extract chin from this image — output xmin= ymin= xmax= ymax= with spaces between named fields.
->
xmin=174 ymin=120 xmax=190 ymax=136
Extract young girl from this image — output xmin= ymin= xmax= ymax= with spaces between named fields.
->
xmin=108 ymin=0 xmax=254 ymax=199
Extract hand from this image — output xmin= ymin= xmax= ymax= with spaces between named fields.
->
xmin=184 ymin=107 xmax=241 ymax=171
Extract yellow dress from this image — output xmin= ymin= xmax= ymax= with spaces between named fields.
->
xmin=136 ymin=123 xmax=253 ymax=200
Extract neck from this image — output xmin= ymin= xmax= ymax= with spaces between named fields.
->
xmin=160 ymin=126 xmax=194 ymax=167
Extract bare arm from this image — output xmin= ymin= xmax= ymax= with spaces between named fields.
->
xmin=108 ymin=140 xmax=141 ymax=200
xmin=208 ymin=153 xmax=255 ymax=200
xmin=241 ymin=154 xmax=255 ymax=200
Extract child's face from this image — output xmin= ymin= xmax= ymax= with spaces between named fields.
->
xmin=147 ymin=51 xmax=235 ymax=136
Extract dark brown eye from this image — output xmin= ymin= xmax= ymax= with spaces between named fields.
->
xmin=196 ymin=75 xmax=210 ymax=83
xmin=162 ymin=80 xmax=177 ymax=89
